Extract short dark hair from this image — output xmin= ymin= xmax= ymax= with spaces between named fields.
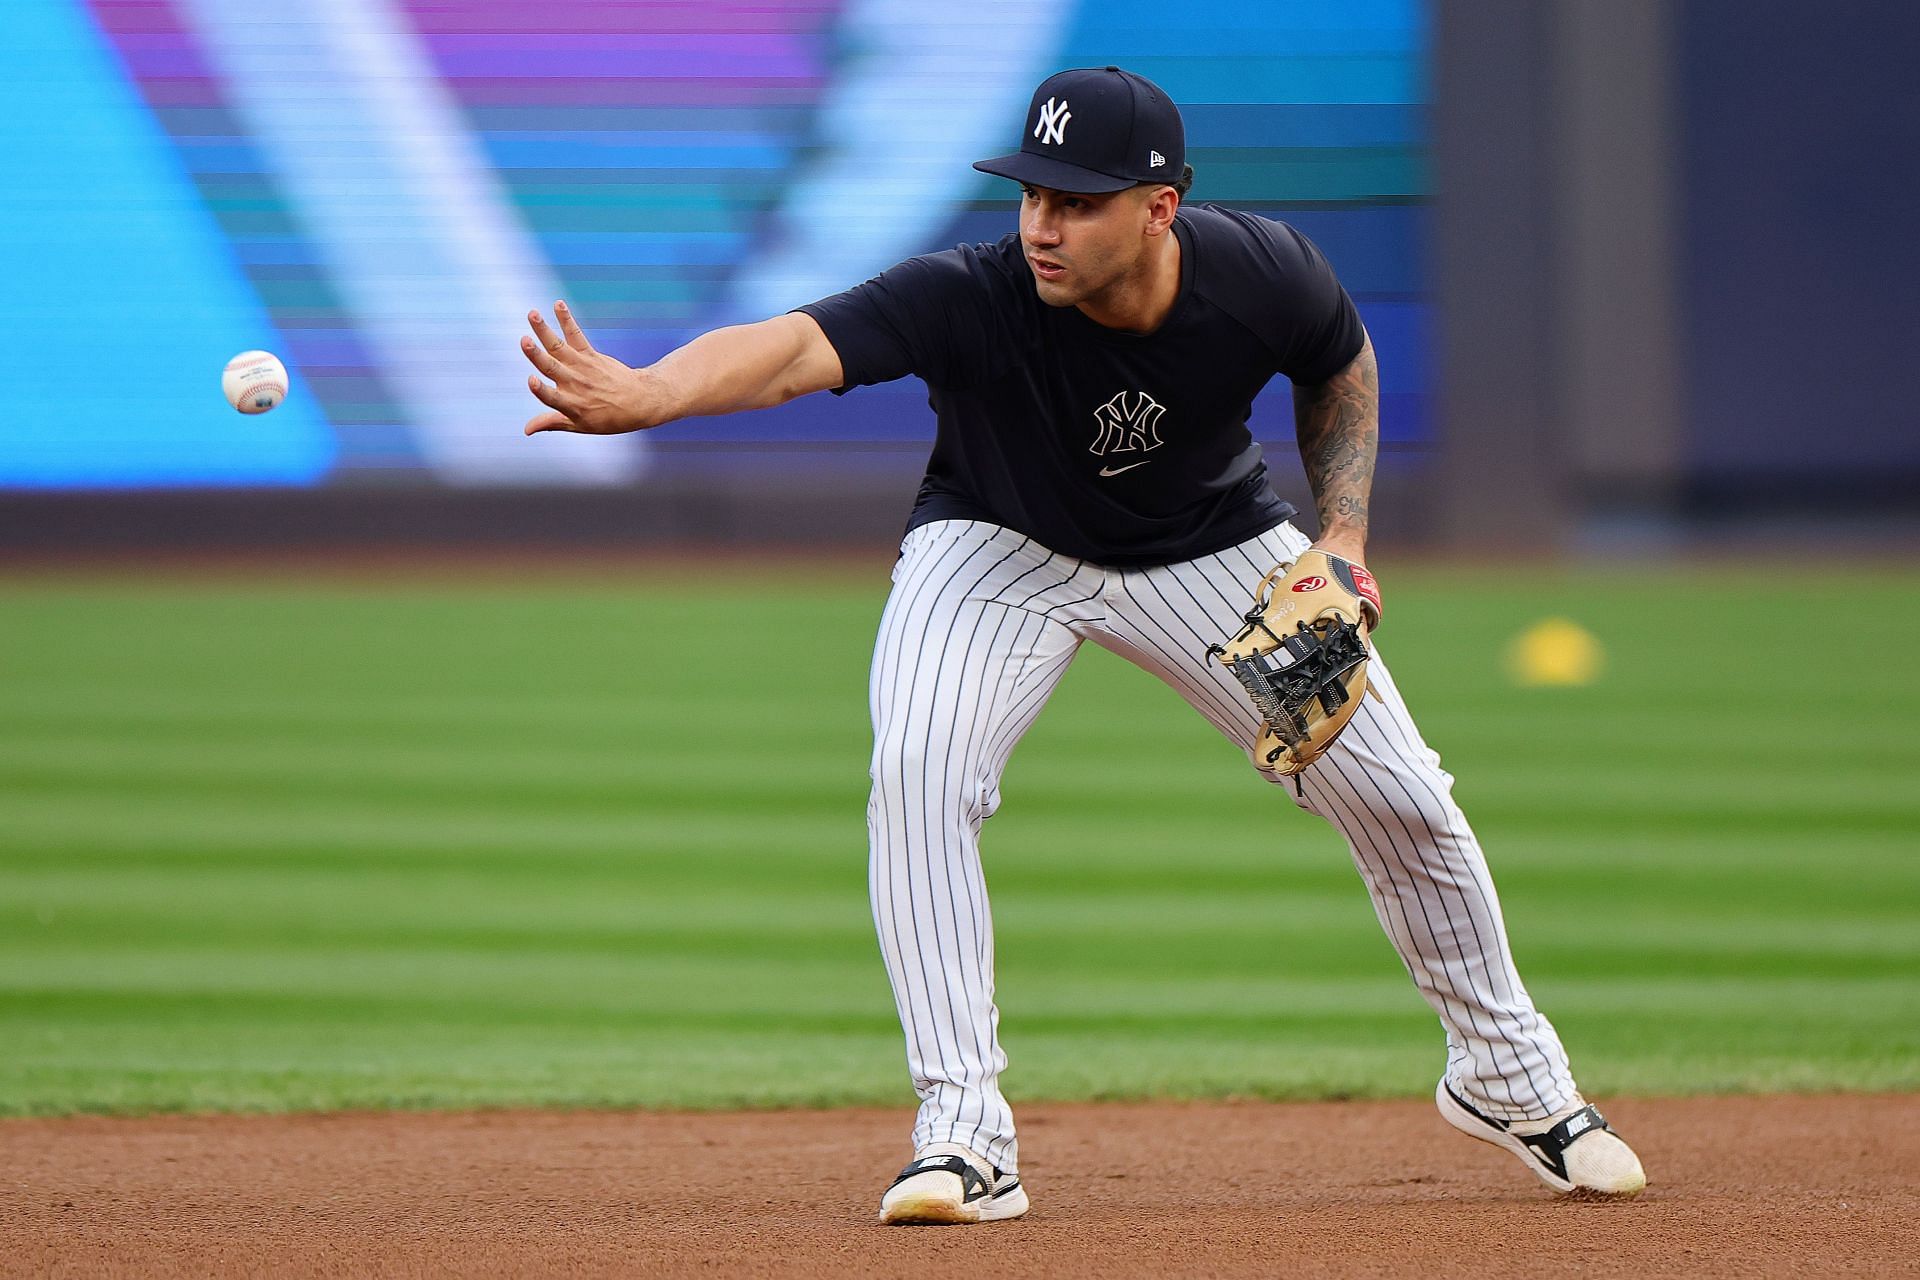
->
xmin=1139 ymin=164 xmax=1194 ymax=200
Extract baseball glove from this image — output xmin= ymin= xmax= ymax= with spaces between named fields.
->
xmin=1207 ymin=550 xmax=1383 ymax=776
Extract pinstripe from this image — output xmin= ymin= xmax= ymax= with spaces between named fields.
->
xmin=1002 ymin=555 xmax=1067 ymax=608
xmin=942 ymin=599 xmax=1057 ymax=1157
xmin=870 ymin=523 xmax=1091 ymax=1168
xmin=1164 ymin=547 xmax=1245 ymax=621
xmin=922 ymin=597 xmax=1006 ymax=1146
xmin=1094 ymin=615 xmax=1250 ymax=748
xmin=1109 ymin=569 xmax=1251 ymax=731
xmin=870 ymin=529 xmax=980 ymax=1094
xmin=976 ymin=614 xmax=1058 ymax=799
xmin=1133 ymin=532 xmax=1573 ymax=1113
xmin=1328 ymin=712 xmax=1532 ymax=1109
xmin=995 ymin=551 xmax=1064 ymax=610
xmin=1353 ymin=659 xmax=1575 ymax=1112
xmin=1301 ymin=724 xmax=1526 ymax=1111
xmin=947 ymin=606 xmax=1044 ymax=1162
xmin=918 ymin=541 xmax=1044 ymax=1147
xmin=1255 ymin=527 xmax=1549 ymax=1109
xmin=1031 ymin=580 xmax=1106 ymax=621
xmin=901 ymin=536 xmax=1021 ymax=1093
xmin=1253 ymin=527 xmax=1550 ymax=1106
xmin=978 ymin=645 xmax=1074 ymax=799
xmin=1349 ymin=708 xmax=1544 ymax=1103
xmin=1293 ymin=752 xmax=1476 ymax=1070
xmin=1226 ymin=534 xmax=1454 ymax=984
xmin=962 ymin=610 xmax=1023 ymax=1152
xmin=975 ymin=600 xmax=1082 ymax=819
xmin=868 ymin=517 xmax=1587 ymax=1175
xmin=1216 ymin=523 xmax=1570 ymax=1114
xmin=1290 ymin=763 xmax=1429 ymax=986
xmin=1231 ymin=542 xmax=1275 ymax=582
xmin=883 ymin=594 xmax=970 ymax=1143
xmin=1129 ymin=565 xmax=1266 ymax=734
xmin=882 ymin=528 xmax=1029 ymax=1102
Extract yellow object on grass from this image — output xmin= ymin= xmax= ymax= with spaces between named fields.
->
xmin=1507 ymin=617 xmax=1605 ymax=687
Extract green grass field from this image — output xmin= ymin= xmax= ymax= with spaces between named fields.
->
xmin=3 ymin=562 xmax=1917 ymax=1117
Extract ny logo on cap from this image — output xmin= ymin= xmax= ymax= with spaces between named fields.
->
xmin=1033 ymin=96 xmax=1072 ymax=146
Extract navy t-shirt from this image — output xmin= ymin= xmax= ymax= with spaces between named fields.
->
xmin=795 ymin=203 xmax=1366 ymax=566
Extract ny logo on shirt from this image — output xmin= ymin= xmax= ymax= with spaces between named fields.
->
xmin=1033 ymin=96 xmax=1072 ymax=146
xmin=1091 ymin=390 xmax=1166 ymax=458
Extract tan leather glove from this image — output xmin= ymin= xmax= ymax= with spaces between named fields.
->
xmin=1208 ymin=550 xmax=1382 ymax=776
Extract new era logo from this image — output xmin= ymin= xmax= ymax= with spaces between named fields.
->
xmin=1149 ymin=150 xmax=1166 ymax=168
xmin=1033 ymin=96 xmax=1071 ymax=146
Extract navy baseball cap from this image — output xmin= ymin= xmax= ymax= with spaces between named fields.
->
xmin=973 ymin=66 xmax=1186 ymax=194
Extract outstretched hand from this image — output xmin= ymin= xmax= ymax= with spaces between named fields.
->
xmin=520 ymin=301 xmax=662 ymax=436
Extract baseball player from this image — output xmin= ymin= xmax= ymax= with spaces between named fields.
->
xmin=519 ymin=66 xmax=1648 ymax=1222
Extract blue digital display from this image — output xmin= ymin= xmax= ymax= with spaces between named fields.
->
xmin=0 ymin=0 xmax=1426 ymax=489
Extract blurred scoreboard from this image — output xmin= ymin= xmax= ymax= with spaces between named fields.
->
xmin=0 ymin=0 xmax=1425 ymax=489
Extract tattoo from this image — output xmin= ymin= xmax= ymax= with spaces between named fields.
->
xmin=1291 ymin=338 xmax=1379 ymax=540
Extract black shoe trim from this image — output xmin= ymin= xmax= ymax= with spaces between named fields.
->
xmin=1444 ymin=1084 xmax=1617 ymax=1185
xmin=888 ymin=1154 xmax=989 ymax=1204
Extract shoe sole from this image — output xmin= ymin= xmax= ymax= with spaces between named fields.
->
xmin=879 ymin=1182 xmax=1029 ymax=1225
xmin=1435 ymin=1080 xmax=1644 ymax=1197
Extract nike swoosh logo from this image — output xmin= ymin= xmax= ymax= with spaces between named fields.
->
xmin=1098 ymin=462 xmax=1149 ymax=477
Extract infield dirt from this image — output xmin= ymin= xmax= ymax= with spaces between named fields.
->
xmin=3 ymin=1094 xmax=1913 ymax=1278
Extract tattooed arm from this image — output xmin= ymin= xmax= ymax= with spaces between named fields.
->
xmin=1291 ymin=332 xmax=1378 ymax=564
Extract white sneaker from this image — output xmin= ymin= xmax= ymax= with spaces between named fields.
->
xmin=1437 ymin=1079 xmax=1648 ymax=1196
xmin=878 ymin=1142 xmax=1030 ymax=1225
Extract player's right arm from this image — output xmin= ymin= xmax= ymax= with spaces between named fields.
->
xmin=520 ymin=301 xmax=844 ymax=436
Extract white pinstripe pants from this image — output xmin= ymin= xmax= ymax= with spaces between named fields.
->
xmin=868 ymin=518 xmax=1579 ymax=1172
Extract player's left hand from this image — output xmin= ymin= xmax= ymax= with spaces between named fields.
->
xmin=1209 ymin=548 xmax=1381 ymax=776
xmin=1308 ymin=538 xmax=1381 ymax=628
xmin=520 ymin=301 xmax=653 ymax=435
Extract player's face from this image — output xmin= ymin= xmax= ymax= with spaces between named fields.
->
xmin=1018 ymin=184 xmax=1159 ymax=308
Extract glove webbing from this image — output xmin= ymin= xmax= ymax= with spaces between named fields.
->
xmin=1222 ymin=619 xmax=1369 ymax=753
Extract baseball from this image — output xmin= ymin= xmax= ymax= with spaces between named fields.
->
xmin=222 ymin=350 xmax=289 ymax=414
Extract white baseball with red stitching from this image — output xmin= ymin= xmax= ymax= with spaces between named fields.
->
xmin=222 ymin=350 xmax=289 ymax=414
